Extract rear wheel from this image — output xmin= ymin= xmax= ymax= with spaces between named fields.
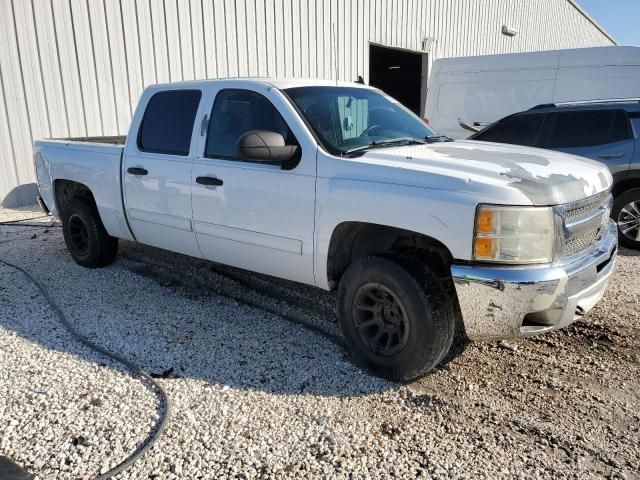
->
xmin=337 ymin=256 xmax=455 ymax=381
xmin=612 ymin=188 xmax=640 ymax=249
xmin=61 ymin=200 xmax=118 ymax=268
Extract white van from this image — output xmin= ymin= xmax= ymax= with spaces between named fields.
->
xmin=425 ymin=46 xmax=640 ymax=139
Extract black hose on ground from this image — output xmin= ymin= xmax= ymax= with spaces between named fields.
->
xmin=0 ymin=215 xmax=51 ymax=224
xmin=0 ymin=223 xmax=62 ymax=228
xmin=0 ymin=257 xmax=170 ymax=480
xmin=0 ymin=215 xmax=62 ymax=228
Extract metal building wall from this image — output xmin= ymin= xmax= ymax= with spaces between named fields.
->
xmin=0 ymin=0 xmax=614 ymax=207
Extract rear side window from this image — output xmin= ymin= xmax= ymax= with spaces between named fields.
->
xmin=475 ymin=114 xmax=544 ymax=147
xmin=205 ymin=89 xmax=295 ymax=160
xmin=547 ymin=110 xmax=632 ymax=148
xmin=138 ymin=90 xmax=202 ymax=155
xmin=610 ymin=111 xmax=633 ymax=143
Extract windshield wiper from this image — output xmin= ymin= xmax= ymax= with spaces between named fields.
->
xmin=343 ymin=137 xmax=427 ymax=156
xmin=425 ymin=134 xmax=454 ymax=143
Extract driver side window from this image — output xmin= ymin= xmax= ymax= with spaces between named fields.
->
xmin=205 ymin=89 xmax=296 ymax=160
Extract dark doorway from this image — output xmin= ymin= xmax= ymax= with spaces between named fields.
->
xmin=369 ymin=44 xmax=425 ymax=115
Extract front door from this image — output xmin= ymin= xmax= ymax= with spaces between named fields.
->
xmin=191 ymin=85 xmax=317 ymax=285
xmin=123 ymin=88 xmax=203 ymax=257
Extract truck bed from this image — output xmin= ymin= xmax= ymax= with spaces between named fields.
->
xmin=51 ymin=135 xmax=126 ymax=145
xmin=34 ymin=136 xmax=133 ymax=241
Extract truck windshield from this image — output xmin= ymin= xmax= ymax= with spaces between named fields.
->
xmin=283 ymin=86 xmax=441 ymax=156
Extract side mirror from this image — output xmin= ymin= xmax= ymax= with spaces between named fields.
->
xmin=236 ymin=130 xmax=298 ymax=163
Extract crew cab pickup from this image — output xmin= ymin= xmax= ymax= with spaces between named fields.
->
xmin=34 ymin=79 xmax=618 ymax=380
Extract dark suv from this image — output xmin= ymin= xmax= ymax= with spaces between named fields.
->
xmin=470 ymin=101 xmax=640 ymax=249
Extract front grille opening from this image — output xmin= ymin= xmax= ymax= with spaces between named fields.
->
xmin=563 ymin=228 xmax=600 ymax=257
xmin=564 ymin=191 xmax=610 ymax=222
xmin=561 ymin=192 xmax=611 ymax=259
xmin=596 ymin=246 xmax=616 ymax=273
xmin=522 ymin=308 xmax=563 ymax=327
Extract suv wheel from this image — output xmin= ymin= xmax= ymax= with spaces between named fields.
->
xmin=612 ymin=188 xmax=640 ymax=249
xmin=337 ymin=255 xmax=455 ymax=381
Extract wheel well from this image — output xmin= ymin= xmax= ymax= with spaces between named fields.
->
xmin=54 ymin=180 xmax=98 ymax=216
xmin=612 ymin=176 xmax=640 ymax=198
xmin=326 ymin=222 xmax=453 ymax=289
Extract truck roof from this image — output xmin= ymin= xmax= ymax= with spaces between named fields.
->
xmin=146 ymin=77 xmax=373 ymax=92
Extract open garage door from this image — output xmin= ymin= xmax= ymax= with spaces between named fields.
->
xmin=369 ymin=44 xmax=427 ymax=116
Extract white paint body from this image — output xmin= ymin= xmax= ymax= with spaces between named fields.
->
xmin=426 ymin=46 xmax=640 ymax=139
xmin=34 ymin=79 xmax=612 ymax=291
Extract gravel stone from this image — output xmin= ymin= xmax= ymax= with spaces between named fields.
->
xmin=1 ymin=206 xmax=639 ymax=479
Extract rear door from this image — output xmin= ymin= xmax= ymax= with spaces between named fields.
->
xmin=191 ymin=83 xmax=317 ymax=285
xmin=122 ymin=88 xmax=204 ymax=257
xmin=541 ymin=110 xmax=635 ymax=177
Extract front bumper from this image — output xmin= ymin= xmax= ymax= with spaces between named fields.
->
xmin=451 ymin=220 xmax=618 ymax=340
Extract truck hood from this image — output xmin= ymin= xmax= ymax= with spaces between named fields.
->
xmin=346 ymin=140 xmax=612 ymax=205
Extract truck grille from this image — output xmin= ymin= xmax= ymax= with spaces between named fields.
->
xmin=563 ymin=228 xmax=601 ymax=257
xmin=558 ymin=191 xmax=611 ymax=259
xmin=564 ymin=191 xmax=609 ymax=222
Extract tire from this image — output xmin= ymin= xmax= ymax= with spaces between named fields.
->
xmin=61 ymin=200 xmax=118 ymax=268
xmin=337 ymin=255 xmax=455 ymax=381
xmin=612 ymin=188 xmax=640 ymax=250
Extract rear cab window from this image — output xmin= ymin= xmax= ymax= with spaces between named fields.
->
xmin=138 ymin=89 xmax=202 ymax=155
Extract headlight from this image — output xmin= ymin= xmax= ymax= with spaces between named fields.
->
xmin=473 ymin=205 xmax=555 ymax=264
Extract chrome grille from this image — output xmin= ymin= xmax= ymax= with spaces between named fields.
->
xmin=556 ymin=191 xmax=611 ymax=259
xmin=563 ymin=228 xmax=601 ymax=257
xmin=564 ymin=190 xmax=610 ymax=222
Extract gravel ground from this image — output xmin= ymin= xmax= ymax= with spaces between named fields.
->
xmin=0 ymin=206 xmax=638 ymax=479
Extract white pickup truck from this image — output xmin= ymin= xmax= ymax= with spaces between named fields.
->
xmin=34 ymin=79 xmax=618 ymax=380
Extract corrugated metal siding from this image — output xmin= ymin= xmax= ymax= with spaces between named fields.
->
xmin=0 ymin=0 xmax=614 ymax=206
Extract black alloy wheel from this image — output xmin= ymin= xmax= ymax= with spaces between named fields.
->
xmin=353 ymin=283 xmax=410 ymax=357
xmin=67 ymin=213 xmax=90 ymax=256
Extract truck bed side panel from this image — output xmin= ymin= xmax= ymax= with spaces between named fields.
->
xmin=34 ymin=139 xmax=134 ymax=241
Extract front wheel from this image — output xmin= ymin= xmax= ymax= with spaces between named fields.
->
xmin=337 ymin=256 xmax=455 ymax=381
xmin=612 ymin=188 xmax=640 ymax=249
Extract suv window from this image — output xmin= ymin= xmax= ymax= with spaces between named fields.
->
xmin=205 ymin=89 xmax=296 ymax=160
xmin=138 ymin=90 xmax=202 ymax=155
xmin=475 ymin=114 xmax=544 ymax=147
xmin=631 ymin=114 xmax=640 ymax=139
xmin=547 ymin=110 xmax=632 ymax=148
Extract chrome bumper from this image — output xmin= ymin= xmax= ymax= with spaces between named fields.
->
xmin=451 ymin=220 xmax=618 ymax=340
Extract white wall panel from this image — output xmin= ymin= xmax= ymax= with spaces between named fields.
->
xmin=0 ymin=0 xmax=616 ymax=206
xmin=0 ymin=0 xmax=35 ymax=193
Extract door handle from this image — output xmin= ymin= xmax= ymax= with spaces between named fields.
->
xmin=127 ymin=167 xmax=148 ymax=175
xmin=597 ymin=153 xmax=624 ymax=160
xmin=196 ymin=176 xmax=223 ymax=186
